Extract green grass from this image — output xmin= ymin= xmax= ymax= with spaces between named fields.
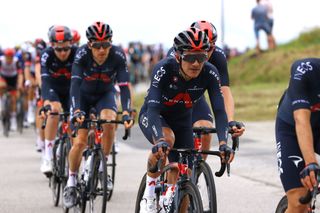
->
xmin=133 ymin=28 xmax=320 ymax=121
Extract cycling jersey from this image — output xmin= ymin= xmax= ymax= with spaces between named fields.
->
xmin=40 ymin=46 xmax=77 ymax=101
xmin=0 ymin=56 xmax=23 ymax=77
xmin=276 ymin=58 xmax=320 ymax=192
xmin=277 ymin=58 xmax=320 ymax=126
xmin=139 ymin=57 xmax=228 ymax=143
xmin=70 ymin=44 xmax=130 ymax=112
xmin=23 ymin=51 xmax=36 ymax=74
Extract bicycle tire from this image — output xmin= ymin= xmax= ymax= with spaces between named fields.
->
xmin=2 ymin=94 xmax=11 ymax=137
xmin=134 ymin=173 xmax=147 ymax=213
xmin=175 ymin=181 xmax=204 ymax=213
xmin=195 ymin=161 xmax=217 ymax=213
xmin=51 ymin=139 xmax=61 ymax=206
xmin=87 ymin=149 xmax=108 ymax=213
xmin=275 ymin=195 xmax=287 ymax=213
xmin=16 ymin=96 xmax=24 ymax=134
xmin=107 ymin=143 xmax=116 ymax=201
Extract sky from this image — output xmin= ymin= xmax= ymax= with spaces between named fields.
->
xmin=1 ymin=0 xmax=320 ymax=51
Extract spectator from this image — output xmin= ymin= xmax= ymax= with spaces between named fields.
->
xmin=251 ymin=0 xmax=276 ymax=54
xmin=261 ymin=0 xmax=276 ymax=48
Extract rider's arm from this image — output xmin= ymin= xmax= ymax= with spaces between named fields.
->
xmin=115 ymin=48 xmax=131 ymax=113
xmin=289 ymin=60 xmax=317 ymax=165
xmin=206 ymin=66 xmax=228 ymax=144
xmin=210 ymin=48 xmax=235 ymax=121
xmin=145 ymin=64 xmax=167 ymax=142
xmin=294 ymin=109 xmax=316 ymax=164
xmin=16 ymin=60 xmax=24 ymax=89
xmin=24 ymin=53 xmax=32 ymax=82
xmin=40 ymin=52 xmax=51 ymax=101
xmin=70 ymin=62 xmax=83 ymax=111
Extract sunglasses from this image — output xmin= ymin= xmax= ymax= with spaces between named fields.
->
xmin=54 ymin=46 xmax=71 ymax=52
xmin=91 ymin=41 xmax=112 ymax=49
xmin=181 ymin=53 xmax=208 ymax=63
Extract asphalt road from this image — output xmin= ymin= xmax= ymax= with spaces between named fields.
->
xmin=0 ymin=121 xmax=285 ymax=213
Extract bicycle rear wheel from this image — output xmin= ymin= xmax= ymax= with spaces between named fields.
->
xmin=87 ymin=150 xmax=107 ymax=213
xmin=2 ymin=94 xmax=11 ymax=137
xmin=176 ymin=181 xmax=204 ymax=213
xmin=16 ymin=95 xmax=24 ymax=134
xmin=134 ymin=173 xmax=147 ymax=213
xmin=275 ymin=195 xmax=287 ymax=213
xmin=106 ymin=143 xmax=116 ymax=201
xmin=195 ymin=161 xmax=217 ymax=213
xmin=51 ymin=139 xmax=61 ymax=206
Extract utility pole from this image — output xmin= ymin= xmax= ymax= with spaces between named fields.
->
xmin=221 ymin=0 xmax=225 ymax=46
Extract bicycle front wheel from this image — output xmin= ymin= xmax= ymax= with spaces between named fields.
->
xmin=176 ymin=181 xmax=204 ymax=213
xmin=88 ymin=150 xmax=108 ymax=213
xmin=275 ymin=195 xmax=287 ymax=213
xmin=134 ymin=173 xmax=147 ymax=213
xmin=106 ymin=143 xmax=116 ymax=201
xmin=195 ymin=161 xmax=217 ymax=213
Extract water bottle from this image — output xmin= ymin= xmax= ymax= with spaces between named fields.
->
xmin=84 ymin=155 xmax=92 ymax=182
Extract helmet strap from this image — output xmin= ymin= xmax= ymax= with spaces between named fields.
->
xmin=178 ymin=57 xmax=192 ymax=81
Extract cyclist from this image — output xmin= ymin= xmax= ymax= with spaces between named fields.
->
xmin=0 ymin=48 xmax=24 ymax=131
xmin=40 ymin=25 xmax=77 ymax=176
xmin=167 ymin=20 xmax=245 ymax=160
xmin=34 ymin=38 xmax=47 ymax=152
xmin=22 ymin=42 xmax=37 ymax=125
xmin=138 ymin=27 xmax=234 ymax=213
xmin=63 ymin=21 xmax=134 ymax=208
xmin=71 ymin=29 xmax=81 ymax=47
xmin=276 ymin=58 xmax=320 ymax=213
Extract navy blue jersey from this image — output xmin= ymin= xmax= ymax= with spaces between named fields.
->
xmin=277 ymin=58 xmax=320 ymax=126
xmin=166 ymin=46 xmax=229 ymax=86
xmin=70 ymin=44 xmax=130 ymax=111
xmin=142 ymin=57 xmax=228 ymax=142
xmin=40 ymin=46 xmax=77 ymax=100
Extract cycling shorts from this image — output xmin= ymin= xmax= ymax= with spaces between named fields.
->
xmin=192 ymin=96 xmax=213 ymax=124
xmin=276 ymin=117 xmax=320 ymax=192
xmin=139 ymin=107 xmax=194 ymax=166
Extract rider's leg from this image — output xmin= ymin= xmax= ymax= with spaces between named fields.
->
xmin=67 ymin=129 xmax=88 ymax=187
xmin=193 ymin=119 xmax=214 ymax=160
xmin=285 ymin=187 xmax=309 ymax=213
xmin=44 ymin=101 xmax=61 ymax=161
xmin=100 ymin=109 xmax=117 ymax=158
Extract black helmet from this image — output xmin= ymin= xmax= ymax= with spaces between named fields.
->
xmin=86 ymin=21 xmax=113 ymax=41
xmin=173 ymin=27 xmax=210 ymax=54
xmin=191 ymin=20 xmax=218 ymax=43
xmin=48 ymin=25 xmax=72 ymax=43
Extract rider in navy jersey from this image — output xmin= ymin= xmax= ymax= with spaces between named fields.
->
xmin=276 ymin=58 xmax=320 ymax=213
xmin=167 ymin=20 xmax=245 ymax=159
xmin=63 ymin=21 xmax=133 ymax=208
xmin=40 ymin=25 xmax=77 ymax=176
xmin=139 ymin=27 xmax=234 ymax=213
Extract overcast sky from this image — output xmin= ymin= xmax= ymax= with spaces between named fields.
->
xmin=1 ymin=0 xmax=319 ymax=51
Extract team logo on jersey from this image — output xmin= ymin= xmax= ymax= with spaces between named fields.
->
xmin=311 ymin=103 xmax=320 ymax=112
xmin=172 ymin=76 xmax=178 ymax=83
xmin=294 ymin=61 xmax=313 ymax=80
xmin=164 ymin=92 xmax=193 ymax=108
xmin=288 ymin=155 xmax=303 ymax=168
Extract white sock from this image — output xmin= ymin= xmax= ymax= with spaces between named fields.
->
xmin=45 ymin=139 xmax=54 ymax=160
xmin=144 ymin=175 xmax=157 ymax=198
xmin=98 ymin=155 xmax=109 ymax=172
xmin=67 ymin=170 xmax=77 ymax=187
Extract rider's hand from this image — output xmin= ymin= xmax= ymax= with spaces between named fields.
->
xmin=71 ymin=110 xmax=86 ymax=125
xmin=228 ymin=121 xmax=245 ymax=137
xmin=300 ymin=162 xmax=320 ymax=191
xmin=122 ymin=111 xmax=134 ymax=129
xmin=219 ymin=143 xmax=234 ymax=163
xmin=152 ymin=140 xmax=170 ymax=159
xmin=39 ymin=104 xmax=51 ymax=119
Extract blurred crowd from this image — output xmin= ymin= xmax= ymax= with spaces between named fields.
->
xmin=0 ymin=39 xmax=245 ymax=87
